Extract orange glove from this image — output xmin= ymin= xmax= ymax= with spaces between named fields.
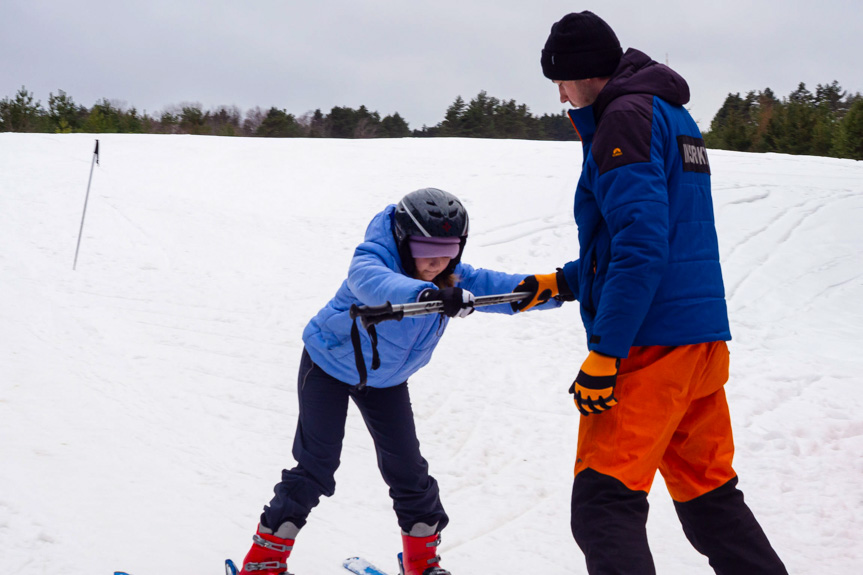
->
xmin=569 ymin=351 xmax=620 ymax=416
xmin=511 ymin=269 xmax=574 ymax=312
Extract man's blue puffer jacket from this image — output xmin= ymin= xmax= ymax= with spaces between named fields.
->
xmin=559 ymin=48 xmax=731 ymax=358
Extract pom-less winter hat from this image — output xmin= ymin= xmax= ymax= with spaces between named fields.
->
xmin=408 ymin=235 xmax=461 ymax=259
xmin=541 ymin=11 xmax=623 ymax=81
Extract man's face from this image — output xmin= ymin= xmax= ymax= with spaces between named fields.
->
xmin=555 ymin=78 xmax=605 ymax=109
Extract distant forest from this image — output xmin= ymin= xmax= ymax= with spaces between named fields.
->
xmin=0 ymin=87 xmax=578 ymax=143
xmin=705 ymin=81 xmax=862 ymax=160
xmin=1 ymin=82 xmax=861 ymax=159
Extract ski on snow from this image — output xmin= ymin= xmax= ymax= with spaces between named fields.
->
xmin=223 ymin=556 xmax=398 ymax=575
xmin=343 ymin=555 xmax=400 ymax=575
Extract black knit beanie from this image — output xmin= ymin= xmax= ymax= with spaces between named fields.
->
xmin=541 ymin=11 xmax=623 ymax=80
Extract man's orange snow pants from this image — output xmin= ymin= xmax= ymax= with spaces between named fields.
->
xmin=573 ymin=341 xmax=737 ymax=502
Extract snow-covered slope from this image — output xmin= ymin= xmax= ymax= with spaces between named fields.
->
xmin=1 ymin=133 xmax=861 ymax=574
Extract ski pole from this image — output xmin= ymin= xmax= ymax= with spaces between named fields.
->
xmin=73 ymin=139 xmax=99 ymax=270
xmin=350 ymin=291 xmax=531 ymax=329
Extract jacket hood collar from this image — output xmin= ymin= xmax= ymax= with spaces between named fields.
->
xmin=367 ymin=205 xmax=401 ymax=253
xmin=593 ymin=48 xmax=690 ymax=118
xmin=567 ymin=106 xmax=597 ymax=144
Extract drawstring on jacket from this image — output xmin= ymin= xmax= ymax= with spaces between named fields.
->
xmin=350 ymin=313 xmax=380 ymax=391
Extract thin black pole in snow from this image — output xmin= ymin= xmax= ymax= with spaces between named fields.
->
xmin=73 ymin=139 xmax=100 ymax=270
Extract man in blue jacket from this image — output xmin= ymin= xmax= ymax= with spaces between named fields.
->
xmin=513 ymin=11 xmax=787 ymax=575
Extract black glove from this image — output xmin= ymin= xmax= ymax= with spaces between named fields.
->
xmin=568 ymin=351 xmax=620 ymax=416
xmin=511 ymin=269 xmax=575 ymax=312
xmin=418 ymin=287 xmax=475 ymax=318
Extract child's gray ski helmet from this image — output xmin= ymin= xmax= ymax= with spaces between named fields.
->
xmin=393 ymin=188 xmax=469 ymax=277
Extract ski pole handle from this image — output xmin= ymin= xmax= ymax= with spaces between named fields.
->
xmin=350 ymin=302 xmax=405 ymax=329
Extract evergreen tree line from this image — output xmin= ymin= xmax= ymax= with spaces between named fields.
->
xmin=705 ymin=81 xmax=863 ymax=160
xmin=3 ymin=82 xmax=862 ymax=159
xmin=0 ymin=87 xmax=577 ymax=142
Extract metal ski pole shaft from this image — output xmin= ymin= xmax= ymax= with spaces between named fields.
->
xmin=73 ymin=139 xmax=99 ymax=270
xmin=402 ymin=291 xmax=531 ymax=316
xmin=351 ymin=292 xmax=531 ymax=328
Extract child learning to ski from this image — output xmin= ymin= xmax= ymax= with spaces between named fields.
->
xmin=236 ymin=187 xmax=568 ymax=575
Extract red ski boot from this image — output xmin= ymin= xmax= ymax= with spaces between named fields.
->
xmin=400 ymin=532 xmax=451 ymax=575
xmin=239 ymin=525 xmax=294 ymax=575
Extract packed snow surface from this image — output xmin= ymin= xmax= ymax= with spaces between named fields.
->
xmin=1 ymin=133 xmax=861 ymax=574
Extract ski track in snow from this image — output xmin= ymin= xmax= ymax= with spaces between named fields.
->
xmin=724 ymin=193 xmax=828 ymax=301
xmin=1 ymin=134 xmax=862 ymax=574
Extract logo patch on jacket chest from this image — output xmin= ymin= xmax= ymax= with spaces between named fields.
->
xmin=677 ymin=135 xmax=711 ymax=174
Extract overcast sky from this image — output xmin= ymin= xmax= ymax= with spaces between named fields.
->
xmin=2 ymin=1 xmax=861 ymax=131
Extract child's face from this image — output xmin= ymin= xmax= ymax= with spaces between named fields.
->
xmin=414 ymin=257 xmax=451 ymax=282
